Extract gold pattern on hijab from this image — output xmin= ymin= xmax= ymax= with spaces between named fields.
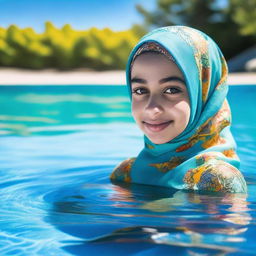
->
xmin=131 ymin=42 xmax=175 ymax=68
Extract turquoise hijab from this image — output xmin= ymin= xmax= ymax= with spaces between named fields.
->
xmin=111 ymin=26 xmax=247 ymax=193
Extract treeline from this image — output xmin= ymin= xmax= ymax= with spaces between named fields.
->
xmin=0 ymin=22 xmax=142 ymax=70
xmin=1 ymin=0 xmax=255 ymax=71
xmin=136 ymin=0 xmax=256 ymax=60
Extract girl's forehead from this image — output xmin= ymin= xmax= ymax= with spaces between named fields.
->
xmin=131 ymin=53 xmax=184 ymax=78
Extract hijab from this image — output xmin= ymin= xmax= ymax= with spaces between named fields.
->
xmin=111 ymin=26 xmax=246 ymax=193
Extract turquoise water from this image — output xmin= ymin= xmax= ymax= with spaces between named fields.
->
xmin=0 ymin=85 xmax=255 ymax=255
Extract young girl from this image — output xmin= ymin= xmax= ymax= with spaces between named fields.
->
xmin=110 ymin=26 xmax=247 ymax=193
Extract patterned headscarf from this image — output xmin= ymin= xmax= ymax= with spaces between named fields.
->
xmin=130 ymin=41 xmax=176 ymax=67
xmin=111 ymin=26 xmax=246 ymax=193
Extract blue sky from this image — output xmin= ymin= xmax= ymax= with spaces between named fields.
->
xmin=0 ymin=0 xmax=155 ymax=32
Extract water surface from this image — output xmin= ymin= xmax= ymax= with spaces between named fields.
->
xmin=0 ymin=85 xmax=255 ymax=255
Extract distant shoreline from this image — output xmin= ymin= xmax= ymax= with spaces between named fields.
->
xmin=0 ymin=68 xmax=255 ymax=86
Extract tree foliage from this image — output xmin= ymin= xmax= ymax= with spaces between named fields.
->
xmin=136 ymin=0 xmax=256 ymax=59
xmin=230 ymin=0 xmax=256 ymax=36
xmin=0 ymin=22 xmax=140 ymax=70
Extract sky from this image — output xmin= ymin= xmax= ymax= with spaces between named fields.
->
xmin=0 ymin=0 xmax=156 ymax=32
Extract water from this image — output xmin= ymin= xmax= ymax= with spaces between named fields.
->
xmin=0 ymin=85 xmax=255 ymax=255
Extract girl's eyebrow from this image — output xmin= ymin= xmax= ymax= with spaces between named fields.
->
xmin=131 ymin=77 xmax=146 ymax=84
xmin=159 ymin=76 xmax=185 ymax=85
xmin=131 ymin=76 xmax=185 ymax=85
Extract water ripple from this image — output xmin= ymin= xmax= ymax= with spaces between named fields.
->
xmin=0 ymin=85 xmax=255 ymax=255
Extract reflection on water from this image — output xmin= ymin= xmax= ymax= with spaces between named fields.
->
xmin=0 ymin=85 xmax=256 ymax=256
xmin=45 ymin=182 xmax=252 ymax=255
xmin=16 ymin=93 xmax=129 ymax=104
xmin=0 ymin=85 xmax=132 ymax=136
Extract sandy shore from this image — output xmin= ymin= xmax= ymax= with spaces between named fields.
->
xmin=0 ymin=68 xmax=255 ymax=85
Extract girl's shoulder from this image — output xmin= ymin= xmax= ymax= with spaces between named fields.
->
xmin=184 ymin=159 xmax=247 ymax=193
xmin=110 ymin=157 xmax=136 ymax=183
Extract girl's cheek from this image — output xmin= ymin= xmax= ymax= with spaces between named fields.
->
xmin=178 ymin=102 xmax=191 ymax=121
xmin=132 ymin=100 xmax=144 ymax=119
xmin=131 ymin=101 xmax=138 ymax=116
xmin=169 ymin=100 xmax=190 ymax=115
xmin=132 ymin=98 xmax=143 ymax=108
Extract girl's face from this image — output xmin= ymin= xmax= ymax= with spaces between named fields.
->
xmin=130 ymin=52 xmax=190 ymax=144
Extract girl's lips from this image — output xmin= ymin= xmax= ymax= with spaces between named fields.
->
xmin=143 ymin=120 xmax=173 ymax=132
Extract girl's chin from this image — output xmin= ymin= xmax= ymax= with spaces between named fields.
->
xmin=147 ymin=135 xmax=173 ymax=144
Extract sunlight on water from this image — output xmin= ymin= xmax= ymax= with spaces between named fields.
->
xmin=0 ymin=115 xmax=58 ymax=123
xmin=16 ymin=93 xmax=129 ymax=104
xmin=0 ymin=85 xmax=256 ymax=255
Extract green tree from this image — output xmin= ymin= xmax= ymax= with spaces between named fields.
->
xmin=0 ymin=23 xmax=141 ymax=70
xmin=230 ymin=0 xmax=256 ymax=36
xmin=5 ymin=25 xmax=49 ymax=68
xmin=136 ymin=0 xmax=255 ymax=59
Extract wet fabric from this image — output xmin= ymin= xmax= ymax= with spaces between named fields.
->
xmin=110 ymin=26 xmax=247 ymax=193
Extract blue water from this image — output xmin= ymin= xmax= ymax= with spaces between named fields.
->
xmin=0 ymin=85 xmax=256 ymax=255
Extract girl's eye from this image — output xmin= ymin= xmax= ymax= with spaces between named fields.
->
xmin=165 ymin=87 xmax=181 ymax=94
xmin=132 ymin=88 xmax=148 ymax=95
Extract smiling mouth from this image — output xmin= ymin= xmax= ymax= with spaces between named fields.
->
xmin=143 ymin=120 xmax=173 ymax=132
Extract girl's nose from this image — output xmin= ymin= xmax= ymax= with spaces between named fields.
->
xmin=145 ymin=95 xmax=164 ymax=118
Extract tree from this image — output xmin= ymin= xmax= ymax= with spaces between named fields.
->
xmin=230 ymin=0 xmax=256 ymax=36
xmin=136 ymin=0 xmax=255 ymax=59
